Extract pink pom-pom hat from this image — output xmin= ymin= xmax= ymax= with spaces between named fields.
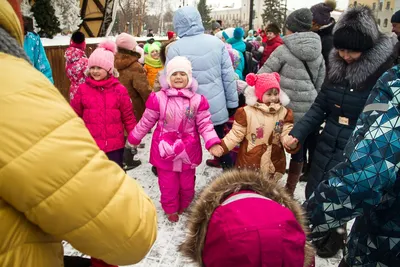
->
xmin=246 ymin=72 xmax=281 ymax=102
xmin=88 ymin=40 xmax=117 ymax=74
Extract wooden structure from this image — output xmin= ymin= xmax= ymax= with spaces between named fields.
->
xmin=80 ymin=0 xmax=116 ymax=37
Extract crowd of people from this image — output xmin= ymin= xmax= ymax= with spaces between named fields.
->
xmin=3 ymin=0 xmax=400 ymax=266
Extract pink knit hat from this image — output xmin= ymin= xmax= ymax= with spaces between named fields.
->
xmin=115 ymin=33 xmax=138 ymax=51
xmin=166 ymin=56 xmax=193 ymax=88
xmin=88 ymin=40 xmax=117 ymax=74
xmin=246 ymin=72 xmax=281 ymax=101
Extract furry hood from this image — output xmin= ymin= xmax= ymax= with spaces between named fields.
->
xmin=244 ymin=85 xmax=290 ymax=107
xmin=114 ymin=51 xmax=141 ymax=70
xmin=328 ymin=33 xmax=393 ymax=86
xmin=328 ymin=5 xmax=394 ymax=86
xmin=179 ymin=170 xmax=314 ymax=267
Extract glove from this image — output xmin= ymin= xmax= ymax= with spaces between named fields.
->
xmin=228 ymin=108 xmax=237 ymax=117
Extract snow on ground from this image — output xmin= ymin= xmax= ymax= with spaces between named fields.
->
xmin=64 ymin=131 xmax=350 ymax=266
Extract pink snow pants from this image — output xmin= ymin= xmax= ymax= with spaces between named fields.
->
xmin=157 ymin=168 xmax=196 ymax=214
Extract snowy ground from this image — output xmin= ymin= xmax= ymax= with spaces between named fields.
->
xmin=64 ymin=131 xmax=350 ymax=266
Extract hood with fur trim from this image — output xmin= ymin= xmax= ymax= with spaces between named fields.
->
xmin=179 ymin=170 xmax=314 ymax=267
xmin=328 ymin=6 xmax=394 ymax=86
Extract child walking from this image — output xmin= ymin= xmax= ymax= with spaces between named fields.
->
xmin=144 ymin=43 xmax=163 ymax=88
xmin=128 ymin=56 xmax=221 ymax=222
xmin=70 ymin=40 xmax=137 ymax=168
xmin=215 ymin=72 xmax=297 ymax=181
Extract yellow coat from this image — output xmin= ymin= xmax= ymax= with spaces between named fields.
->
xmin=0 ymin=1 xmax=157 ymax=266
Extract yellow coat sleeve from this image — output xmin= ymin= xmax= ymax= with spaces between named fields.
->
xmin=0 ymin=54 xmax=157 ymax=265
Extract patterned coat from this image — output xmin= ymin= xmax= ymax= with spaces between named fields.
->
xmin=221 ymin=86 xmax=294 ymax=179
xmin=307 ymin=64 xmax=400 ymax=267
xmin=65 ymin=46 xmax=88 ymax=100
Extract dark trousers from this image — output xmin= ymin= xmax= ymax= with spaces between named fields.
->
xmin=106 ymin=148 xmax=124 ymax=168
xmin=291 ymin=131 xmax=319 ymax=163
xmin=214 ymin=123 xmax=233 ymax=168
xmin=338 ymin=259 xmax=349 ymax=267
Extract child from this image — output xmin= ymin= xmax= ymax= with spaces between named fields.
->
xmin=70 ymin=40 xmax=137 ymax=168
xmin=65 ymin=31 xmax=88 ymax=101
xmin=214 ymin=72 xmax=296 ymax=181
xmin=144 ymin=43 xmax=163 ymax=88
xmin=179 ymin=169 xmax=315 ymax=267
xmin=128 ymin=56 xmax=222 ymax=222
xmin=115 ymin=33 xmax=151 ymax=170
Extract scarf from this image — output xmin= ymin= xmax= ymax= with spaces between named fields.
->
xmin=145 ymin=55 xmax=162 ymax=68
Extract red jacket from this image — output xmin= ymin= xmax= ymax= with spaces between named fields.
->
xmin=260 ymin=35 xmax=283 ymax=67
xmin=71 ymin=76 xmax=137 ymax=152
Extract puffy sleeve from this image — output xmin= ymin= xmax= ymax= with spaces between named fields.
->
xmin=128 ymin=92 xmax=160 ymax=145
xmin=120 ymin=85 xmax=137 ymax=133
xmin=258 ymin=46 xmax=285 ymax=74
xmin=221 ymin=107 xmax=247 ymax=153
xmin=306 ymin=66 xmax=400 ymax=239
xmin=0 ymin=62 xmax=157 ymax=265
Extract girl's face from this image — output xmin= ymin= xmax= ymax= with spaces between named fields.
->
xmin=262 ymin=88 xmax=279 ymax=104
xmin=170 ymin=71 xmax=189 ymax=89
xmin=338 ymin=49 xmax=362 ymax=64
xmin=89 ymin=66 xmax=108 ymax=81
xmin=266 ymin=32 xmax=277 ymax=40
xmin=151 ymin=50 xmax=160 ymax=59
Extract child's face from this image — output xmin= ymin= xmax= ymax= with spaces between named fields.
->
xmin=262 ymin=88 xmax=279 ymax=104
xmin=266 ymin=32 xmax=277 ymax=40
xmin=89 ymin=66 xmax=108 ymax=81
xmin=170 ymin=71 xmax=189 ymax=89
xmin=151 ymin=50 xmax=160 ymax=59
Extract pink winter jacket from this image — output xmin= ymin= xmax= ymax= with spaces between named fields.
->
xmin=128 ymin=78 xmax=220 ymax=172
xmin=65 ymin=46 xmax=88 ymax=100
xmin=71 ymin=76 xmax=137 ymax=153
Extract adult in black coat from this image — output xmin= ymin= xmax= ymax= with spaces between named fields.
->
xmin=286 ymin=5 xmax=395 ymax=258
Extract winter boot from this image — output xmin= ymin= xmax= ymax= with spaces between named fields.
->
xmin=206 ymin=156 xmax=222 ymax=168
xmin=300 ymin=162 xmax=311 ymax=182
xmin=123 ymin=147 xmax=141 ymax=171
xmin=167 ymin=213 xmax=179 ymax=222
xmin=313 ymin=228 xmax=346 ymax=258
xmin=285 ymin=161 xmax=304 ymax=197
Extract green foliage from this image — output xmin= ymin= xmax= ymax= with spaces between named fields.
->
xmin=197 ymin=0 xmax=212 ymax=30
xmin=31 ymin=0 xmax=61 ymax=38
xmin=261 ymin=0 xmax=285 ymax=30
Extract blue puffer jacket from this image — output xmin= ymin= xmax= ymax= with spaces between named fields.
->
xmin=166 ymin=6 xmax=238 ymax=126
xmin=307 ymin=65 xmax=400 ymax=267
xmin=24 ymin=32 xmax=54 ymax=83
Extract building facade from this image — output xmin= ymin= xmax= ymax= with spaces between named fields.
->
xmin=351 ymin=0 xmax=394 ymax=33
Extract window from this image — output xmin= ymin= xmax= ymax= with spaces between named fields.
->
xmin=384 ymin=18 xmax=388 ymax=27
xmin=379 ymin=2 xmax=383 ymax=11
xmin=386 ymin=1 xmax=391 ymax=10
xmin=377 ymin=18 xmax=381 ymax=25
xmin=373 ymin=3 xmax=376 ymax=10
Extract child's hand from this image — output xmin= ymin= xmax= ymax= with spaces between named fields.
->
xmin=209 ymin=145 xmax=224 ymax=157
xmin=284 ymin=135 xmax=299 ymax=150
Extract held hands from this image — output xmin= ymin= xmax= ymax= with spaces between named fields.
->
xmin=283 ymin=135 xmax=299 ymax=150
xmin=209 ymin=145 xmax=224 ymax=157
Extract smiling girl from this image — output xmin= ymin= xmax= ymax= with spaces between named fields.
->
xmin=70 ymin=40 xmax=137 ymax=169
xmin=144 ymin=43 xmax=163 ymax=88
xmin=128 ymin=56 xmax=221 ymax=222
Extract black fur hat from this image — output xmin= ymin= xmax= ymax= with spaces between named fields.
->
xmin=71 ymin=31 xmax=85 ymax=44
xmin=333 ymin=5 xmax=378 ymax=52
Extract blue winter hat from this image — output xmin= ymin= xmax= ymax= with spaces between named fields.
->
xmin=233 ymin=27 xmax=245 ymax=40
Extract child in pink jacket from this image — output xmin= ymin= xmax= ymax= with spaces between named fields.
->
xmin=128 ymin=56 xmax=222 ymax=222
xmin=65 ymin=31 xmax=88 ymax=100
xmin=71 ymin=40 xmax=137 ymax=168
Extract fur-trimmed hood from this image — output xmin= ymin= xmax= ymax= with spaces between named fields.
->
xmin=179 ymin=170 xmax=314 ymax=267
xmin=328 ymin=6 xmax=394 ymax=86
